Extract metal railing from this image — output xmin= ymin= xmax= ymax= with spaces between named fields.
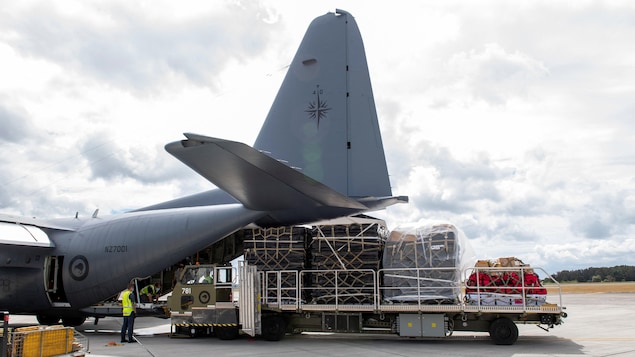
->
xmin=463 ymin=266 xmax=563 ymax=312
xmin=257 ymin=266 xmax=563 ymax=314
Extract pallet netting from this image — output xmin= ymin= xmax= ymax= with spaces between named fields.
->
xmin=311 ymin=244 xmax=382 ymax=270
xmin=314 ymin=222 xmax=387 ymax=238
xmin=310 ymin=222 xmax=386 ymax=270
xmin=382 ymin=221 xmax=472 ymax=304
xmin=306 ymin=270 xmax=376 ymax=305
xmin=243 ymin=226 xmax=310 ymax=271
xmin=308 ymin=222 xmax=386 ymax=304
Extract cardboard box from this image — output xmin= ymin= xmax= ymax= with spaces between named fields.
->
xmin=496 ymin=257 xmax=526 ymax=268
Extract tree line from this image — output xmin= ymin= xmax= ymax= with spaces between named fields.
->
xmin=550 ymin=265 xmax=635 ymax=283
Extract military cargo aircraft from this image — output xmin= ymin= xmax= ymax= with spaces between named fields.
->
xmin=0 ymin=9 xmax=406 ymax=326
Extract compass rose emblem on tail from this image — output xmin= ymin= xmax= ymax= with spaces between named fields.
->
xmin=305 ymin=85 xmax=331 ymax=128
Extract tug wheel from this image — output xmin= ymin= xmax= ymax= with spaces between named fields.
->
xmin=216 ymin=326 xmax=239 ymax=340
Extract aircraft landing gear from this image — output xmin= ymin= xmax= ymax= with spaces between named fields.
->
xmin=36 ymin=314 xmax=60 ymax=325
xmin=62 ymin=316 xmax=86 ymax=327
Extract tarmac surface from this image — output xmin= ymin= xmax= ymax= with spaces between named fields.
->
xmin=6 ymin=293 xmax=635 ymax=356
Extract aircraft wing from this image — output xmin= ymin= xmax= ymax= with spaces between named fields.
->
xmin=0 ymin=220 xmax=56 ymax=248
xmin=0 ymin=213 xmax=78 ymax=231
xmin=165 ymin=133 xmax=368 ymax=211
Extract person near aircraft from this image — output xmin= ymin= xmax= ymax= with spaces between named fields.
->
xmin=140 ymin=282 xmax=161 ymax=303
xmin=121 ymin=283 xmax=136 ymax=343
xmin=172 ymin=262 xmax=185 ymax=289
xmin=198 ymin=268 xmax=213 ymax=284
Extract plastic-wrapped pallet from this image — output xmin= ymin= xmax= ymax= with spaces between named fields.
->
xmin=382 ymin=221 xmax=474 ymax=304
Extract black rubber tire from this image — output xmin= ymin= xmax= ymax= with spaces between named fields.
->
xmin=262 ymin=315 xmax=286 ymax=341
xmin=216 ymin=326 xmax=240 ymax=340
xmin=36 ymin=314 xmax=60 ymax=325
xmin=61 ymin=316 xmax=86 ymax=327
xmin=489 ymin=317 xmax=519 ymax=345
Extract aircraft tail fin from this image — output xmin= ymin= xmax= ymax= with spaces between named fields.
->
xmin=253 ymin=9 xmax=392 ymax=199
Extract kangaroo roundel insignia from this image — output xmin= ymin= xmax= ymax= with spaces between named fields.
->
xmin=69 ymin=255 xmax=89 ymax=281
xmin=199 ymin=291 xmax=210 ymax=305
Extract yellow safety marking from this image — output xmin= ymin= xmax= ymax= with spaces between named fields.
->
xmin=431 ymin=323 xmax=437 ymax=328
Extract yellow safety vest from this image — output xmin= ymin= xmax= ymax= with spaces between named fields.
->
xmin=140 ymin=285 xmax=155 ymax=295
xmin=122 ymin=290 xmax=134 ymax=317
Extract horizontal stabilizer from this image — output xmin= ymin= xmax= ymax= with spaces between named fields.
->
xmin=165 ymin=133 xmax=368 ymax=212
xmin=358 ymin=195 xmax=409 ymax=211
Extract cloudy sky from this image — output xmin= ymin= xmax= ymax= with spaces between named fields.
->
xmin=1 ymin=0 xmax=633 ymax=273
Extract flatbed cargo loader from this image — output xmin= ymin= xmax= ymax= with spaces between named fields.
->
xmin=167 ymin=263 xmax=566 ymax=345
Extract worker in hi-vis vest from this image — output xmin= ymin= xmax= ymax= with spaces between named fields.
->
xmin=140 ymin=282 xmax=161 ymax=303
xmin=120 ymin=282 xmax=136 ymax=343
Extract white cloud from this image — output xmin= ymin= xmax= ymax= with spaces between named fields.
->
xmin=1 ymin=0 xmax=634 ymax=274
xmin=536 ymin=238 xmax=635 ymax=269
xmin=442 ymin=43 xmax=550 ymax=106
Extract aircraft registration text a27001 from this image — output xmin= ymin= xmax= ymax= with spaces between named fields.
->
xmin=104 ymin=245 xmax=128 ymax=253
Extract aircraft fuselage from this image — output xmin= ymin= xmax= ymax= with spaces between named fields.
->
xmin=0 ymin=205 xmax=264 ymax=319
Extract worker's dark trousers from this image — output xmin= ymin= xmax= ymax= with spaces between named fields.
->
xmin=121 ymin=312 xmax=135 ymax=342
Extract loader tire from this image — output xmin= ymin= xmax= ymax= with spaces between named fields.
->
xmin=262 ymin=315 xmax=286 ymax=341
